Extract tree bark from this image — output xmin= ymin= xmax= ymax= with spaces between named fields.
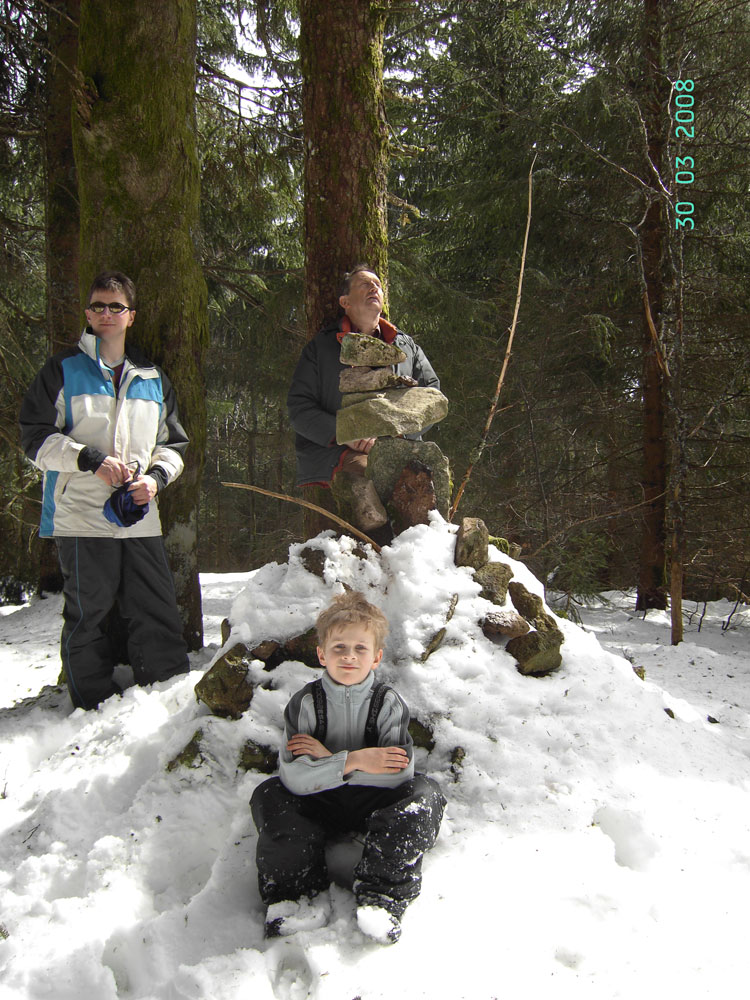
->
xmin=72 ymin=0 xmax=208 ymax=649
xmin=299 ymin=0 xmax=390 ymax=338
xmin=41 ymin=0 xmax=81 ymax=595
xmin=44 ymin=0 xmax=80 ymax=353
xmin=635 ymin=0 xmax=668 ymax=611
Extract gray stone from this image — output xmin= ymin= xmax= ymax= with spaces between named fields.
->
xmin=330 ymin=471 xmax=388 ymax=532
xmin=340 ymin=367 xmax=418 ymax=392
xmin=475 ymin=561 xmax=513 ymax=605
xmin=368 ymin=438 xmax=452 ymax=518
xmin=340 ymin=391 xmax=379 ymax=408
xmin=455 ymin=517 xmax=489 ymax=569
xmin=340 ymin=333 xmax=407 ymax=366
xmin=480 ymin=610 xmax=530 ymax=639
xmin=336 ymin=387 xmax=449 ymax=443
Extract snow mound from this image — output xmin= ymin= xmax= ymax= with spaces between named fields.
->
xmin=1 ymin=515 xmax=749 ymax=998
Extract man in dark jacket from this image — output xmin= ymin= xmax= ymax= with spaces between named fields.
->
xmin=287 ymin=266 xmax=440 ymax=519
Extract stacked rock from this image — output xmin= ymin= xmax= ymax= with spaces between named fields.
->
xmin=334 ymin=333 xmax=451 ymax=534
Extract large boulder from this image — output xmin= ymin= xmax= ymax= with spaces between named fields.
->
xmin=367 ymin=438 xmax=451 ymax=518
xmin=340 ymin=333 xmax=407 ymax=367
xmin=335 ymin=387 xmax=448 ymax=443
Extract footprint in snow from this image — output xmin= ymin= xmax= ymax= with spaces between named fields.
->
xmin=265 ymin=940 xmax=317 ymax=1000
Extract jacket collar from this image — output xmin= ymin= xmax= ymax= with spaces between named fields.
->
xmin=320 ymin=668 xmax=376 ymax=704
xmin=78 ymin=328 xmax=155 ymax=372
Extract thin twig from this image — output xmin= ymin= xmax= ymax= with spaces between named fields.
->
xmin=221 ymin=482 xmax=381 ymax=554
xmin=449 ymin=152 xmax=537 ymax=521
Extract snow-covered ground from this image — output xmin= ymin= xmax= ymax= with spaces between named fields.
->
xmin=1 ymin=515 xmax=748 ymax=1000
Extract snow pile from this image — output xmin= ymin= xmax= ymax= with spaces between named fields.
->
xmin=0 ymin=515 xmax=749 ymax=999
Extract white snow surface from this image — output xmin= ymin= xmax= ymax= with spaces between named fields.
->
xmin=0 ymin=515 xmax=749 ymax=999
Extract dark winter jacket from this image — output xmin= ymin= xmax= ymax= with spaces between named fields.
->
xmin=287 ymin=317 xmax=440 ymax=486
xmin=19 ymin=330 xmax=188 ymax=538
xmin=279 ymin=670 xmax=415 ymax=796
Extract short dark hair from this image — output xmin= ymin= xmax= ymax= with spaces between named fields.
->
xmin=87 ymin=271 xmax=136 ymax=310
xmin=339 ymin=264 xmax=380 ymax=298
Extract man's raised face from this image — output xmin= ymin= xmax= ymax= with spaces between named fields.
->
xmin=339 ymin=270 xmax=384 ymax=321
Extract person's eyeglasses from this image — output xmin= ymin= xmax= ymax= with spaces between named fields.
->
xmin=87 ymin=301 xmax=131 ymax=315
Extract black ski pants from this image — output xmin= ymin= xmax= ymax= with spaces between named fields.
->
xmin=56 ymin=536 xmax=189 ymax=710
xmin=250 ymin=775 xmax=446 ymax=916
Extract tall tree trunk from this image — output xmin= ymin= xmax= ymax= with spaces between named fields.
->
xmin=44 ymin=0 xmax=80 ymax=354
xmin=299 ymin=0 xmax=390 ymax=338
xmin=40 ymin=0 xmax=80 ymax=596
xmin=72 ymin=0 xmax=208 ymax=649
xmin=635 ymin=0 xmax=668 ymax=611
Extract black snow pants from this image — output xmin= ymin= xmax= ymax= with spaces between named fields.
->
xmin=56 ymin=536 xmax=190 ymax=710
xmin=250 ymin=775 xmax=446 ymax=916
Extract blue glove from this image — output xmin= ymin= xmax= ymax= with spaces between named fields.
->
xmin=103 ymin=481 xmax=148 ymax=527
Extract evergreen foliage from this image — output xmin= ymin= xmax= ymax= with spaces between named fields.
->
xmin=0 ymin=0 xmax=747 ymax=608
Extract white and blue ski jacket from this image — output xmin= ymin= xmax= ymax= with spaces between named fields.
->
xmin=20 ymin=330 xmax=188 ymax=538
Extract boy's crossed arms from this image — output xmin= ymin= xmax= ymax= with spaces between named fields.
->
xmin=287 ymin=732 xmax=410 ymax=774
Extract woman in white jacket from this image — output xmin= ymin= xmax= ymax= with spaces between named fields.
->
xmin=19 ymin=271 xmax=190 ymax=710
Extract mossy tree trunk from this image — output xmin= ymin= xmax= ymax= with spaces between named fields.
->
xmin=71 ymin=0 xmax=208 ymax=649
xmin=40 ymin=0 xmax=80 ymax=596
xmin=635 ymin=0 xmax=668 ymax=612
xmin=45 ymin=0 xmax=80 ymax=354
xmin=299 ymin=0 xmax=390 ymax=338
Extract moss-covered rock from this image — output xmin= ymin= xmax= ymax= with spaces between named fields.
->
xmin=505 ymin=581 xmax=565 ymax=676
xmin=474 ymin=561 xmax=513 ymax=605
xmin=505 ymin=631 xmax=564 ymax=675
xmin=166 ymin=728 xmax=207 ymax=772
xmin=237 ymin=740 xmax=278 ymax=774
xmin=194 ymin=644 xmax=255 ymax=719
xmin=409 ymin=718 xmax=435 ymax=751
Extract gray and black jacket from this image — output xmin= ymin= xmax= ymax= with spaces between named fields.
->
xmin=287 ymin=317 xmax=440 ymax=487
xmin=279 ymin=670 xmax=415 ymax=796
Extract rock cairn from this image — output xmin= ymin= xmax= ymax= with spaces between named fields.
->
xmin=334 ymin=333 xmax=451 ymax=533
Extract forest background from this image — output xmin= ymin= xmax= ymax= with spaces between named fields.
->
xmin=1 ymin=1 xmax=748 ymax=644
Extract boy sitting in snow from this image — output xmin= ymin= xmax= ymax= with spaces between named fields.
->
xmin=250 ymin=591 xmax=446 ymax=944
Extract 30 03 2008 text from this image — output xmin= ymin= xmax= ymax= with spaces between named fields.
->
xmin=673 ymin=78 xmax=695 ymax=230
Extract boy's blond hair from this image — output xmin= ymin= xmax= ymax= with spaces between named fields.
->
xmin=316 ymin=591 xmax=389 ymax=650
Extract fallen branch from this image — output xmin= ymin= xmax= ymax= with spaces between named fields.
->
xmin=449 ymin=152 xmax=537 ymax=521
xmin=221 ymin=482 xmax=381 ymax=554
